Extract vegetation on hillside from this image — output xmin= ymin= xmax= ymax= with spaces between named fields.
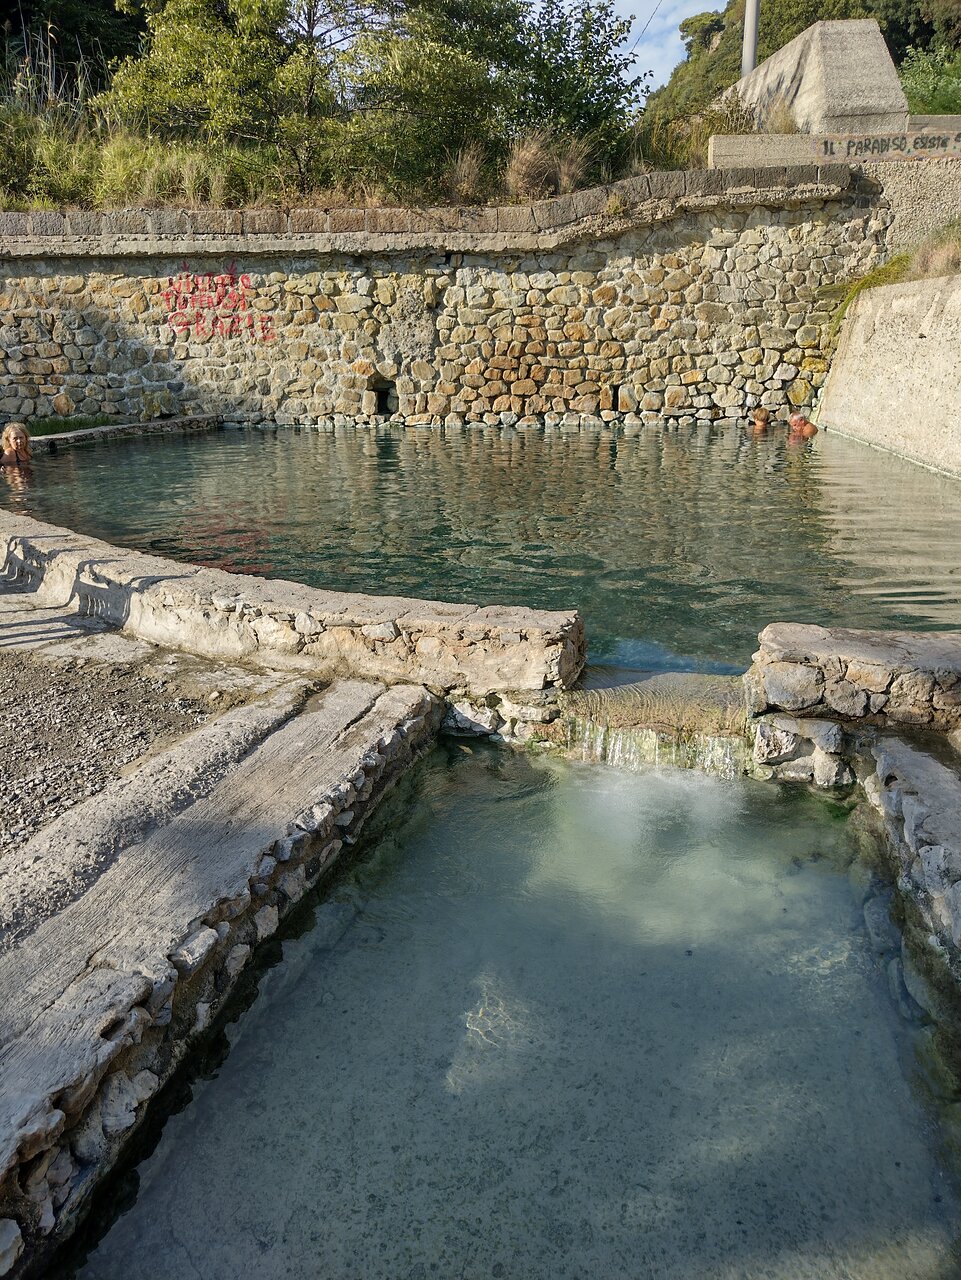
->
xmin=0 ymin=0 xmax=649 ymax=207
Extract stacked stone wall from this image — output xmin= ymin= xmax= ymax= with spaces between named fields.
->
xmin=0 ymin=165 xmax=893 ymax=428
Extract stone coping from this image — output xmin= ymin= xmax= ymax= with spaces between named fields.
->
xmin=32 ymin=414 xmax=219 ymax=453
xmin=0 ymin=512 xmax=585 ymax=702
xmin=0 ymin=165 xmax=855 ymax=260
xmin=745 ymin=621 xmax=961 ymax=729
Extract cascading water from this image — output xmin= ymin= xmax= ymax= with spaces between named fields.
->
xmin=545 ymin=671 xmax=752 ymax=779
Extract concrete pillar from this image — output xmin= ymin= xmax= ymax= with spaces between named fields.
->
xmin=742 ymin=0 xmax=760 ymax=77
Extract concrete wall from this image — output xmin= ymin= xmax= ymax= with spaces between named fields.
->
xmin=0 ymin=165 xmax=891 ymax=428
xmin=731 ymin=19 xmax=908 ymax=133
xmin=859 ymin=157 xmax=961 ymax=247
xmin=816 ymin=275 xmax=961 ymax=476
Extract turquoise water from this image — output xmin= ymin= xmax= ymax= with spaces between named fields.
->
xmin=62 ymin=746 xmax=959 ymax=1280
xmin=5 ymin=423 xmax=961 ymax=669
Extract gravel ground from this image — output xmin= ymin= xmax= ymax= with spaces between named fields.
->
xmin=0 ymin=648 xmax=221 ymax=854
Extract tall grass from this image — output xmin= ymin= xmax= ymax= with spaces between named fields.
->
xmin=636 ymin=99 xmax=758 ymax=170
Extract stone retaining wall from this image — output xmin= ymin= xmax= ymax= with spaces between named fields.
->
xmin=0 ymin=512 xmax=584 ymax=736
xmin=0 ymin=165 xmax=891 ymax=428
xmin=745 ymin=622 xmax=961 ymax=730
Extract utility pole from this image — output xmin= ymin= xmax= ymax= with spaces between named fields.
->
xmin=741 ymin=0 xmax=759 ymax=77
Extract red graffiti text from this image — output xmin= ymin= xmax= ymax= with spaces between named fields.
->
xmin=162 ymin=263 xmax=277 ymax=342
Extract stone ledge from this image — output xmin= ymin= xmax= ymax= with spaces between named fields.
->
xmin=745 ymin=621 xmax=961 ymax=729
xmin=33 ymin=414 xmax=220 ymax=454
xmin=0 ymin=513 xmax=585 ymax=704
xmin=0 ymin=676 xmax=441 ymax=1278
xmin=0 ymin=166 xmax=853 ymax=260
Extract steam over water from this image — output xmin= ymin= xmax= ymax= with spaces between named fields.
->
xmin=7 ymin=422 xmax=961 ymax=669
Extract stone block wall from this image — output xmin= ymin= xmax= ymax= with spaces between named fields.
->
xmin=0 ymin=165 xmax=892 ymax=428
xmin=745 ymin=622 xmax=961 ymax=730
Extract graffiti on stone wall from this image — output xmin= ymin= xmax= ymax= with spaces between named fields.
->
xmin=162 ymin=262 xmax=276 ymax=341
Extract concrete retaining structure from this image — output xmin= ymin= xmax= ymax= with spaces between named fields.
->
xmin=0 ymin=165 xmax=892 ymax=427
xmin=31 ymin=413 xmax=219 ymax=454
xmin=0 ymin=512 xmax=585 ymax=738
xmin=816 ymin=274 xmax=961 ymax=474
xmin=730 ymin=20 xmax=908 ymax=134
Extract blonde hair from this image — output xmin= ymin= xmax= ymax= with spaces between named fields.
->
xmin=1 ymin=422 xmax=31 ymax=461
xmin=752 ymin=406 xmax=770 ymax=423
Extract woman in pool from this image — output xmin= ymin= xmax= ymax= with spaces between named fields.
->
xmin=0 ymin=423 xmax=32 ymax=467
xmin=750 ymin=406 xmax=772 ymax=434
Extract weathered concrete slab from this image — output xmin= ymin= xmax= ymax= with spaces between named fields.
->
xmin=746 ymin=622 xmax=961 ymax=729
xmin=31 ymin=414 xmax=219 ymax=454
xmin=0 ymin=678 xmax=313 ymax=948
xmin=817 ymin=275 xmax=961 ymax=478
xmin=0 ymin=512 xmax=585 ymax=709
xmin=0 ymin=672 xmax=440 ymax=1275
xmin=709 ymin=128 xmax=961 ymax=168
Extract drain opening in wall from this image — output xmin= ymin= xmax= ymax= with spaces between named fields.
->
xmin=373 ymin=379 xmax=398 ymax=417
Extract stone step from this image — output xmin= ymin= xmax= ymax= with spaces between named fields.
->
xmin=0 ymin=676 xmax=439 ymax=1274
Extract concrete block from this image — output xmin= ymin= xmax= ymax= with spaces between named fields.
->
xmin=497 ymin=205 xmax=537 ymax=234
xmin=64 ymin=211 xmax=102 ymax=237
xmin=242 ymin=208 xmax=287 ymax=234
xmin=148 ymin=209 xmax=190 ymax=237
xmin=647 ymin=171 xmax=686 ymax=205
xmin=28 ymin=211 xmax=66 ymax=237
xmin=327 ymin=208 xmax=365 ymax=233
xmin=0 ymin=212 xmax=29 ymax=238
xmin=289 ymin=208 xmax=329 ymax=233
xmin=731 ymin=19 xmax=908 ymax=134
xmin=103 ymin=210 xmax=149 ymax=235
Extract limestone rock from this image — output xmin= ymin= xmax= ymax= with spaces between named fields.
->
xmin=822 ymin=678 xmax=868 ymax=718
xmin=760 ymin=661 xmax=823 ymax=710
xmin=0 ymin=1221 xmax=23 ymax=1277
xmin=863 ymin=895 xmax=900 ymax=956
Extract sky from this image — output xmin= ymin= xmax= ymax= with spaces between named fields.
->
xmin=612 ymin=0 xmax=719 ymax=91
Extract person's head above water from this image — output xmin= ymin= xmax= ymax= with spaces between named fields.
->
xmin=751 ymin=406 xmax=771 ymax=431
xmin=788 ymin=410 xmax=818 ymax=439
xmin=1 ymin=422 xmax=31 ymax=463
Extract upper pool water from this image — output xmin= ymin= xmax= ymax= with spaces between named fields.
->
xmin=60 ymin=746 xmax=960 ymax=1280
xmin=5 ymin=422 xmax=961 ymax=669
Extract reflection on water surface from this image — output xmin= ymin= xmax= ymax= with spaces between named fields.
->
xmin=5 ymin=422 xmax=961 ymax=668
xmin=62 ymin=747 xmax=960 ymax=1280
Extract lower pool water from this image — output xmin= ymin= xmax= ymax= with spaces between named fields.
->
xmin=5 ymin=422 xmax=961 ymax=669
xmin=62 ymin=746 xmax=959 ymax=1280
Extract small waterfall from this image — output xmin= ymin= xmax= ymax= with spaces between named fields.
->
xmin=552 ymin=672 xmax=751 ymax=780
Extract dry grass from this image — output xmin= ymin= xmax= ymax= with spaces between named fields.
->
xmin=760 ymin=97 xmax=799 ymax=135
xmin=504 ymin=130 xmax=556 ymax=199
xmin=825 ymin=222 xmax=961 ymax=340
xmin=445 ymin=141 xmax=487 ymax=203
xmin=637 ymin=99 xmax=758 ymax=170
